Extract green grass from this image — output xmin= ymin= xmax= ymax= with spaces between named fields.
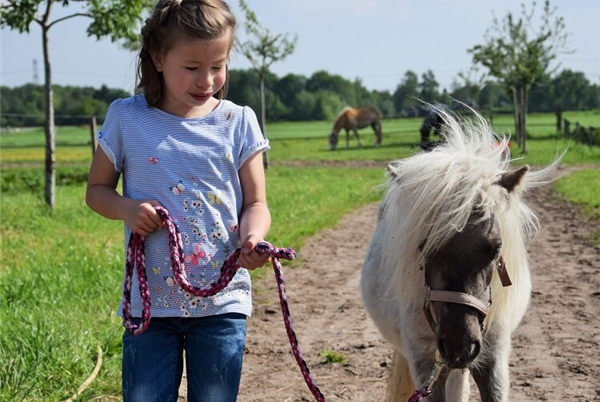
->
xmin=1 ymin=110 xmax=599 ymax=401
xmin=320 ymin=350 xmax=348 ymax=365
xmin=1 ymin=185 xmax=124 ymax=402
xmin=553 ymin=169 xmax=600 ymax=241
xmin=0 ymin=126 xmax=95 ymax=148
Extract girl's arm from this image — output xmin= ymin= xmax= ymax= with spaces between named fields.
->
xmin=86 ymin=147 xmax=163 ymax=236
xmin=238 ymin=151 xmax=271 ymax=270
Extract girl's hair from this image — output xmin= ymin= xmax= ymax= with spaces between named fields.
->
xmin=137 ymin=0 xmax=236 ymax=106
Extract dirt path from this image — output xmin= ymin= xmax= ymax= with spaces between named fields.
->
xmin=180 ymin=167 xmax=600 ymax=401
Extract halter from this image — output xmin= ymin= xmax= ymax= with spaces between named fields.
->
xmin=422 ymin=256 xmax=512 ymax=333
xmin=122 ymin=206 xmax=329 ymax=402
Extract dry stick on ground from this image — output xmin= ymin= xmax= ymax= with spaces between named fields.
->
xmin=62 ymin=345 xmax=103 ymax=402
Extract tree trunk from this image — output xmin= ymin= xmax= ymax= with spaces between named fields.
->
xmin=259 ymin=72 xmax=269 ymax=170
xmin=42 ymin=25 xmax=56 ymax=208
xmin=555 ymin=110 xmax=562 ymax=131
xmin=511 ymin=86 xmax=521 ymax=150
xmin=519 ymin=86 xmax=528 ymax=153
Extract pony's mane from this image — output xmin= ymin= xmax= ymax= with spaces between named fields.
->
xmin=334 ymin=106 xmax=352 ymax=122
xmin=380 ymin=106 xmax=559 ymax=325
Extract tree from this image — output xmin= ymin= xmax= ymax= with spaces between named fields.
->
xmin=450 ymin=66 xmax=487 ymax=109
xmin=274 ymin=73 xmax=307 ymax=108
xmin=469 ymin=0 xmax=570 ymax=153
xmin=418 ymin=70 xmax=440 ymax=104
xmin=237 ymin=0 xmax=297 ymax=169
xmin=551 ymin=70 xmax=591 ymax=128
xmin=1 ymin=0 xmax=145 ymax=208
xmin=393 ymin=71 xmax=420 ymax=117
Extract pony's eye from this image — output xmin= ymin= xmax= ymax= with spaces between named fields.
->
xmin=493 ymin=243 xmax=502 ymax=256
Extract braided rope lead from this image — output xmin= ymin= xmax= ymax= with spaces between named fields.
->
xmin=122 ymin=206 xmax=328 ymax=402
xmin=407 ymin=351 xmax=445 ymax=402
xmin=407 ymin=387 xmax=433 ymax=402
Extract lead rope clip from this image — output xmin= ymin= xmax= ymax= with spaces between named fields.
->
xmin=407 ymin=350 xmax=445 ymax=402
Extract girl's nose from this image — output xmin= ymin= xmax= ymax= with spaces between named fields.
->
xmin=196 ymin=70 xmax=212 ymax=88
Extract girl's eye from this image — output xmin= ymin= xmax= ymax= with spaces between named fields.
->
xmin=185 ymin=67 xmax=197 ymax=71
xmin=212 ymin=66 xmax=224 ymax=70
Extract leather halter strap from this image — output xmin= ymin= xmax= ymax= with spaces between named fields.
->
xmin=422 ymin=255 xmax=512 ymax=332
xmin=496 ymin=256 xmax=512 ymax=287
xmin=426 ymin=287 xmax=490 ymax=317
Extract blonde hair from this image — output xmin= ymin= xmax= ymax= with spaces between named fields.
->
xmin=137 ymin=0 xmax=236 ymax=107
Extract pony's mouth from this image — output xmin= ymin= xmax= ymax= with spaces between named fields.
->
xmin=437 ymin=340 xmax=481 ymax=370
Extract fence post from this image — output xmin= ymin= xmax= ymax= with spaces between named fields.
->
xmin=564 ymin=119 xmax=570 ymax=138
xmin=590 ymin=127 xmax=598 ymax=146
xmin=90 ymin=116 xmax=98 ymax=156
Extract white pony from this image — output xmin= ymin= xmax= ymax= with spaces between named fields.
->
xmin=361 ymin=107 xmax=558 ymax=402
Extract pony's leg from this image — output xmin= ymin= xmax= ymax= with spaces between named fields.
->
xmin=371 ymin=121 xmax=382 ymax=146
xmin=345 ymin=129 xmax=350 ymax=149
xmin=445 ymin=369 xmax=470 ymax=402
xmin=385 ymin=351 xmax=415 ymax=402
xmin=471 ymin=336 xmax=510 ymax=402
xmin=419 ymin=127 xmax=428 ymax=143
xmin=353 ymin=128 xmax=363 ymax=147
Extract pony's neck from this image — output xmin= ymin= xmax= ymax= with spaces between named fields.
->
xmin=333 ymin=117 xmax=345 ymax=133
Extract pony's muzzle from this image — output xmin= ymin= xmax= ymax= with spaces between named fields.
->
xmin=435 ymin=307 xmax=483 ymax=369
xmin=437 ymin=335 xmax=481 ymax=369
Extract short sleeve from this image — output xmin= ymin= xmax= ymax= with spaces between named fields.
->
xmin=98 ymin=99 xmax=124 ymax=172
xmin=239 ymin=106 xmax=270 ymax=168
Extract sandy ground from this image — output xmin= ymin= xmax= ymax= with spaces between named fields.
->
xmin=179 ymin=166 xmax=600 ymax=402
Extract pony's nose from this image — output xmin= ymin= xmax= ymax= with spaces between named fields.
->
xmin=437 ymin=337 xmax=481 ymax=368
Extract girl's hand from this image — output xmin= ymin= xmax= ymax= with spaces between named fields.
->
xmin=124 ymin=199 xmax=164 ymax=236
xmin=238 ymin=234 xmax=270 ymax=270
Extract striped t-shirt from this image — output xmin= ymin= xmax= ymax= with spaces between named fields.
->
xmin=98 ymin=95 xmax=269 ymax=318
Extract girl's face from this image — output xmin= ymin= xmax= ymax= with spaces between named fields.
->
xmin=153 ymin=33 xmax=231 ymax=118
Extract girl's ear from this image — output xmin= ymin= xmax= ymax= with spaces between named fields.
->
xmin=151 ymin=52 xmax=164 ymax=72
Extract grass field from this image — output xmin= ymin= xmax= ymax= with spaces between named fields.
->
xmin=1 ymin=111 xmax=599 ymax=401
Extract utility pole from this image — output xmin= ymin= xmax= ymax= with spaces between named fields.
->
xmin=33 ymin=59 xmax=39 ymax=84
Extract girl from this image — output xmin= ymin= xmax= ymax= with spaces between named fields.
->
xmin=86 ymin=1 xmax=270 ymax=401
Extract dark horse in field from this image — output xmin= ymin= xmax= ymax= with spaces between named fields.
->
xmin=329 ymin=106 xmax=383 ymax=150
xmin=419 ymin=104 xmax=449 ymax=150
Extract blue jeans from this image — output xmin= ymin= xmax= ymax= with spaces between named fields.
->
xmin=122 ymin=313 xmax=247 ymax=402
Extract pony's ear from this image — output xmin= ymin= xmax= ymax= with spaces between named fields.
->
xmin=386 ymin=164 xmax=398 ymax=178
xmin=498 ymin=165 xmax=530 ymax=193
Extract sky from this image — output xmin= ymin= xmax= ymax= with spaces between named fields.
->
xmin=2 ymin=0 xmax=599 ymax=95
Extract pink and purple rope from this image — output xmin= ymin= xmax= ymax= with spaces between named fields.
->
xmin=122 ymin=206 xmax=327 ymax=402
xmin=408 ymin=387 xmax=433 ymax=402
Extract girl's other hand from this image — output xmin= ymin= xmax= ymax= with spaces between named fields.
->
xmin=238 ymin=234 xmax=270 ymax=270
xmin=124 ymin=199 xmax=164 ymax=236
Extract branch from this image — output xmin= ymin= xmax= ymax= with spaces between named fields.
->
xmin=48 ymin=12 xmax=92 ymax=29
xmin=42 ymin=0 xmax=52 ymax=24
xmin=62 ymin=346 xmax=103 ymax=402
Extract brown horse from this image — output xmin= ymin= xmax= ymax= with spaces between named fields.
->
xmin=328 ymin=107 xmax=383 ymax=150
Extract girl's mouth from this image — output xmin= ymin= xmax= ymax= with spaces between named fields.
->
xmin=190 ymin=93 xmax=211 ymax=102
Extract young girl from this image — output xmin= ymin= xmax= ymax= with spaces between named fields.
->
xmin=86 ymin=1 xmax=271 ymax=401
